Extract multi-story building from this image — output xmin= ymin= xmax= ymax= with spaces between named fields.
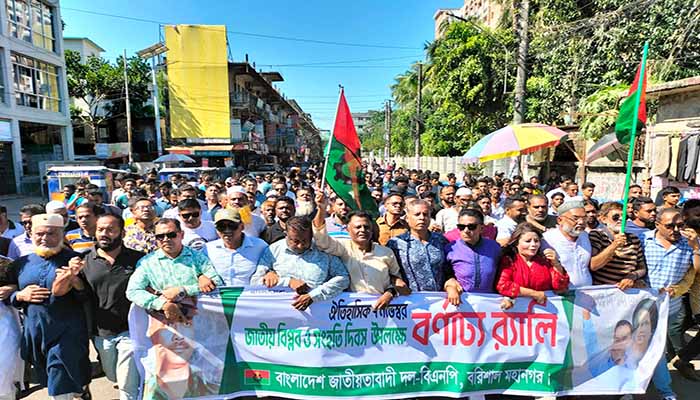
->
xmin=434 ymin=0 xmax=505 ymax=39
xmin=166 ymin=60 xmax=321 ymax=168
xmin=0 ymin=0 xmax=73 ymax=194
xmin=352 ymin=112 xmax=372 ymax=134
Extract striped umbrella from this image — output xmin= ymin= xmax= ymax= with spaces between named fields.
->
xmin=585 ymin=132 xmax=628 ymax=163
xmin=463 ymin=123 xmax=568 ymax=162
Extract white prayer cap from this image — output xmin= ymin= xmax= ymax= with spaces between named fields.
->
xmin=31 ymin=213 xmax=64 ymax=228
xmin=456 ymin=187 xmax=472 ymax=197
xmin=45 ymin=200 xmax=67 ymax=213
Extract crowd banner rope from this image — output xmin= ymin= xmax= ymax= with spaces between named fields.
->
xmin=128 ymin=286 xmax=668 ymax=399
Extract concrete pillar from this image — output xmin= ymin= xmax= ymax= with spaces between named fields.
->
xmin=10 ymin=119 xmax=21 ymax=193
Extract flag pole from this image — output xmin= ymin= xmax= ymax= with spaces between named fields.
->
xmin=320 ymin=85 xmax=344 ymax=193
xmin=620 ymin=42 xmax=649 ymax=234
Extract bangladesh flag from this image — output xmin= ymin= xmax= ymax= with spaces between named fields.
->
xmin=324 ymin=89 xmax=378 ymax=215
xmin=614 ymin=59 xmax=648 ymax=145
xmin=244 ymin=369 xmax=270 ymax=385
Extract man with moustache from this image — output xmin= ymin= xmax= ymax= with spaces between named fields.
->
xmin=625 ymin=196 xmax=657 ymax=240
xmin=4 ymin=214 xmax=90 ymax=399
xmin=205 ymin=209 xmax=268 ymax=287
xmin=79 ymin=214 xmax=143 ymax=400
xmin=495 ymin=197 xmax=527 ymax=246
xmin=525 ymin=195 xmax=557 ymax=233
xmin=542 ymin=201 xmax=593 ymax=288
xmin=262 ymin=196 xmax=296 ymax=244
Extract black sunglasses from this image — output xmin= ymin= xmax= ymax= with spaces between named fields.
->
xmin=663 ymin=222 xmax=685 ymax=230
xmin=216 ymin=221 xmax=241 ymax=232
xmin=155 ymin=231 xmax=179 ymax=241
xmin=457 ymin=223 xmax=480 ymax=231
xmin=611 ymin=214 xmax=622 ymax=222
xmin=180 ymin=212 xmax=200 ymax=220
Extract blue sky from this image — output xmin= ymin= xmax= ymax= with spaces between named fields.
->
xmin=61 ymin=0 xmax=462 ymax=130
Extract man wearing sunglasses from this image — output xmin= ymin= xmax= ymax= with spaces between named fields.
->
xmin=205 ymin=209 xmax=268 ymax=287
xmin=445 ymin=208 xmax=501 ymax=300
xmin=126 ymin=218 xmax=223 ymax=324
xmin=640 ymin=208 xmax=700 ymax=397
xmin=7 ymin=204 xmax=44 ymax=259
xmin=177 ymin=199 xmax=217 ymax=251
xmin=542 ymin=200 xmax=592 ymax=288
xmin=589 ymin=202 xmax=647 ymax=289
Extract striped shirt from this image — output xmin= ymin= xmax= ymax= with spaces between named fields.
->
xmin=588 ymin=229 xmax=647 ymax=285
xmin=65 ymin=228 xmax=96 ymax=254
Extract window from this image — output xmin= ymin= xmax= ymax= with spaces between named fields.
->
xmin=11 ymin=52 xmax=61 ymax=111
xmin=6 ymin=0 xmax=55 ymax=52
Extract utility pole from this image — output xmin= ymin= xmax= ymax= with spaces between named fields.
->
xmin=513 ymin=0 xmax=530 ymax=125
xmin=137 ymin=42 xmax=168 ymax=157
xmin=415 ymin=63 xmax=422 ymax=169
xmin=123 ymin=49 xmax=133 ymax=164
xmin=384 ymin=100 xmax=392 ymax=162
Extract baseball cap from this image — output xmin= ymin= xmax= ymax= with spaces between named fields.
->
xmin=215 ymin=208 xmax=242 ymax=224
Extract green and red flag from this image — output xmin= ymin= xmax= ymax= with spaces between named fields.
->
xmin=615 ymin=59 xmax=648 ymax=145
xmin=618 ymin=42 xmax=649 ymax=234
xmin=244 ymin=369 xmax=270 ymax=385
xmin=323 ymin=89 xmax=378 ymax=215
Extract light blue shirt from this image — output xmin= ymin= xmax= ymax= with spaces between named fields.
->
xmin=641 ymin=230 xmax=693 ymax=314
xmin=204 ymin=235 xmax=268 ymax=287
xmin=251 ymin=240 xmax=349 ymax=302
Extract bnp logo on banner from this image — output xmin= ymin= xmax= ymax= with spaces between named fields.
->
xmin=244 ymin=369 xmax=271 ymax=386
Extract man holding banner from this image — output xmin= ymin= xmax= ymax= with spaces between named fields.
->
xmin=251 ymin=216 xmax=350 ymax=311
xmin=312 ymin=191 xmax=409 ymax=310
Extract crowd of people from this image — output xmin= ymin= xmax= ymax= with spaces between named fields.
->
xmin=0 ymin=162 xmax=699 ymax=400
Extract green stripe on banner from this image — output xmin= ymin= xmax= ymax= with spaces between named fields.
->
xmin=231 ymin=361 xmax=561 ymax=396
xmin=218 ymin=287 xmax=244 ymax=394
xmin=556 ymin=291 xmax=577 ymax=392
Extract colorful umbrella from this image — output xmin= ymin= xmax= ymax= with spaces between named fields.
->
xmin=463 ymin=123 xmax=568 ymax=162
xmin=585 ymin=132 xmax=628 ymax=163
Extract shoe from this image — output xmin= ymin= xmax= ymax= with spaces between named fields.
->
xmin=673 ymin=358 xmax=700 ymax=381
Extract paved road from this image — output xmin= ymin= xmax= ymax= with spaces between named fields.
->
xmin=3 ymin=194 xmax=700 ymax=399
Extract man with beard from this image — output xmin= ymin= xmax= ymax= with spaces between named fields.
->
xmin=583 ymin=200 xmax=603 ymax=232
xmin=205 ymin=209 xmax=268 ymax=286
xmin=641 ymin=208 xmax=700 ymax=399
xmin=79 ymin=214 xmax=143 ymax=400
xmin=294 ymin=186 xmax=316 ymax=218
xmin=260 ymin=199 xmax=277 ymax=227
xmin=126 ymin=218 xmax=223 ymax=320
xmin=5 ymin=214 xmax=90 ymax=399
xmin=123 ymin=197 xmax=158 ymax=254
xmin=495 ymin=197 xmax=527 ymax=246
xmin=252 ymin=216 xmax=349 ymax=311
xmin=625 ymin=196 xmax=657 ymax=240
xmin=227 ymin=187 xmax=266 ymax=238
xmin=525 ymin=195 xmax=557 ymax=233
xmin=325 ymin=195 xmax=351 ymax=239
xmin=589 ymin=202 xmax=647 ymax=288
xmin=435 ymin=186 xmax=459 ymax=233
xmin=262 ymin=196 xmax=296 ymax=244
xmin=66 ymin=202 xmax=103 ymax=254
xmin=178 ymin=199 xmax=218 ymax=251
xmin=542 ymin=201 xmax=592 ymax=288
xmin=8 ymin=204 xmax=45 ymax=259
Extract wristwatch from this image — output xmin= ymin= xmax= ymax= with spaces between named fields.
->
xmin=385 ymin=286 xmax=398 ymax=298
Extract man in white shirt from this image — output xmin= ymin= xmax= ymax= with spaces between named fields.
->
xmin=542 ymin=200 xmax=592 ymax=287
xmin=495 ymin=197 xmax=527 ymax=246
xmin=546 ymin=175 xmax=573 ymax=203
xmin=177 ymin=199 xmax=218 ymax=251
xmin=436 ymin=186 xmax=459 ymax=232
xmin=162 ymin=184 xmax=211 ymax=221
xmin=205 ymin=208 xmax=268 ymax=286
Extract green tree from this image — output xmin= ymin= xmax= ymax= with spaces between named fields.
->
xmin=66 ymin=50 xmax=153 ymax=142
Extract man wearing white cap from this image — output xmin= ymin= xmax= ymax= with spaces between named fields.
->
xmin=46 ymin=200 xmax=79 ymax=232
xmin=4 ymin=214 xmax=90 ymax=399
xmin=435 ymin=186 xmax=460 ymax=232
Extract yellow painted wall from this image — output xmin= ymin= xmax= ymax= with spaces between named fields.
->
xmin=165 ymin=25 xmax=230 ymax=138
